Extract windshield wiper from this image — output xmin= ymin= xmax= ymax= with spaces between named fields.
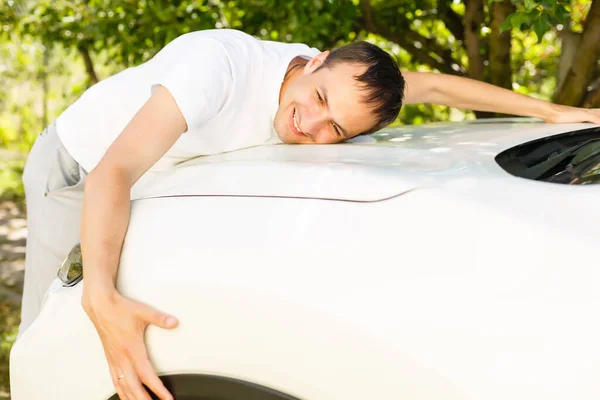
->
xmin=521 ymin=139 xmax=600 ymax=181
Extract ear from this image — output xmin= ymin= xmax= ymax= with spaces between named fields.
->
xmin=304 ymin=51 xmax=330 ymax=74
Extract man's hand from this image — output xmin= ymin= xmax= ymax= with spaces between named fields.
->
xmin=83 ymin=290 xmax=178 ymax=400
xmin=544 ymin=104 xmax=600 ymax=124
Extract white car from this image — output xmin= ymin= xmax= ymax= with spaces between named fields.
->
xmin=10 ymin=119 xmax=600 ymax=400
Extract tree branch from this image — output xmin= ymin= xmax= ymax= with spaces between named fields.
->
xmin=403 ymin=29 xmax=466 ymax=74
xmin=78 ymin=44 xmax=99 ymax=84
xmin=438 ymin=1 xmax=465 ymax=41
xmin=359 ymin=0 xmax=462 ymax=75
xmin=359 ymin=0 xmax=378 ymax=33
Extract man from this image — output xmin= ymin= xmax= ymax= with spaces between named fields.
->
xmin=19 ymin=28 xmax=600 ymax=400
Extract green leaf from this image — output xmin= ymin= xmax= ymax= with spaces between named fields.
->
xmin=532 ymin=17 xmax=551 ymax=42
xmin=500 ymin=14 xmax=514 ymax=32
xmin=509 ymin=12 xmax=531 ymax=29
xmin=524 ymin=0 xmax=538 ymax=11
xmin=555 ymin=4 xmax=570 ymax=24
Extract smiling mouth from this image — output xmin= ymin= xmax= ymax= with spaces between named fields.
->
xmin=290 ymin=107 xmax=306 ymax=137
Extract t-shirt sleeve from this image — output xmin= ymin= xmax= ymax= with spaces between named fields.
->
xmin=150 ymin=34 xmax=232 ymax=132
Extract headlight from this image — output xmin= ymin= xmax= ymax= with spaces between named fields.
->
xmin=57 ymin=242 xmax=83 ymax=287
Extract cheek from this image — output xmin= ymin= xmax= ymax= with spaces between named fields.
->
xmin=344 ymin=104 xmax=377 ymax=133
xmin=289 ymin=84 xmax=314 ymax=105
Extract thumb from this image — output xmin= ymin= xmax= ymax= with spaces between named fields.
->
xmin=137 ymin=303 xmax=179 ymax=329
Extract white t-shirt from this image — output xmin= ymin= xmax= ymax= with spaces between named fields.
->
xmin=56 ymin=29 xmax=320 ymax=173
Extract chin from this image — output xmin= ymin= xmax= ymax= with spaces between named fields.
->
xmin=278 ymin=133 xmax=296 ymax=145
xmin=273 ymin=125 xmax=288 ymax=143
xmin=274 ymin=122 xmax=293 ymax=144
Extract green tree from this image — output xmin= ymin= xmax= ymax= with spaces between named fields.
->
xmin=3 ymin=0 xmax=599 ymax=123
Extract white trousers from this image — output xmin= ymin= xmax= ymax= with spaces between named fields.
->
xmin=19 ymin=123 xmax=87 ymax=335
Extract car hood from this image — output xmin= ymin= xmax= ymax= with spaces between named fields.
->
xmin=130 ymin=120 xmax=599 ymax=202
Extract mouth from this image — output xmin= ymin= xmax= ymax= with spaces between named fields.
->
xmin=289 ymin=107 xmax=306 ymax=137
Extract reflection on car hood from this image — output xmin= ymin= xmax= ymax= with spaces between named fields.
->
xmin=130 ymin=119 xmax=600 ymax=201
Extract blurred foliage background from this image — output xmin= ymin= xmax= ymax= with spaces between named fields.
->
xmin=1 ymin=0 xmax=599 ymax=201
xmin=0 ymin=0 xmax=599 ymax=396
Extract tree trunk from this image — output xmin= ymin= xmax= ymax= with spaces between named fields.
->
xmin=464 ymin=0 xmax=493 ymax=119
xmin=582 ymin=77 xmax=600 ymax=108
xmin=582 ymin=88 xmax=600 ymax=108
xmin=489 ymin=0 xmax=514 ymax=91
xmin=464 ymin=0 xmax=485 ymax=81
xmin=556 ymin=29 xmax=581 ymax=94
xmin=78 ymin=44 xmax=99 ymax=85
xmin=554 ymin=0 xmax=600 ymax=106
xmin=42 ymin=42 xmax=49 ymax=129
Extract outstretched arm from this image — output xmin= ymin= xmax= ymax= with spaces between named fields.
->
xmin=402 ymin=71 xmax=600 ymax=124
xmin=82 ymin=85 xmax=186 ymax=400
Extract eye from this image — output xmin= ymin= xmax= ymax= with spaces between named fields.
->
xmin=316 ymin=90 xmax=324 ymax=104
xmin=332 ymin=123 xmax=341 ymax=137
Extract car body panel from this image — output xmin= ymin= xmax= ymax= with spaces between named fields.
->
xmin=11 ymin=121 xmax=600 ymax=399
xmin=129 ymin=120 xmax=599 ymax=201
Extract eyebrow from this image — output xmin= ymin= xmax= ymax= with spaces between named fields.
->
xmin=320 ymin=85 xmax=350 ymax=138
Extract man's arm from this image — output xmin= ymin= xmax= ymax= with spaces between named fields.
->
xmin=402 ymin=71 xmax=600 ymax=124
xmin=81 ymin=85 xmax=186 ymax=400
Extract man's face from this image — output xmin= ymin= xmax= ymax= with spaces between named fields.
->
xmin=274 ymin=54 xmax=377 ymax=144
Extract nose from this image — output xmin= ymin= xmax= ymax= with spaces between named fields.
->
xmin=300 ymin=106 xmax=328 ymax=138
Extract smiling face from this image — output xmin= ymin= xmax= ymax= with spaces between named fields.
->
xmin=274 ymin=52 xmax=378 ymax=144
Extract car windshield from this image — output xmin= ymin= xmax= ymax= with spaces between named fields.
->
xmin=495 ymin=126 xmax=600 ymax=185
xmin=543 ymin=141 xmax=600 ymax=184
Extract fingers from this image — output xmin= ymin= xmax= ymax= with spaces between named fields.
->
xmin=115 ymin=360 xmax=172 ymax=400
xmin=135 ymin=302 xmax=178 ymax=330
xmin=109 ymin=333 xmax=173 ymax=400
xmin=88 ymin=294 xmax=177 ymax=399
xmin=109 ymin=364 xmax=129 ymax=400
xmin=137 ymin=358 xmax=174 ymax=400
xmin=550 ymin=108 xmax=600 ymax=124
xmin=108 ymin=353 xmax=139 ymax=400
xmin=118 ymin=364 xmax=153 ymax=400
xmin=130 ymin=341 xmax=174 ymax=400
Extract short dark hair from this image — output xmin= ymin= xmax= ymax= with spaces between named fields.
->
xmin=317 ymin=41 xmax=405 ymax=135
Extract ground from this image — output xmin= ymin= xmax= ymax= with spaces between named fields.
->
xmin=0 ymin=201 xmax=26 ymax=399
xmin=0 ymin=201 xmax=25 ymax=308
